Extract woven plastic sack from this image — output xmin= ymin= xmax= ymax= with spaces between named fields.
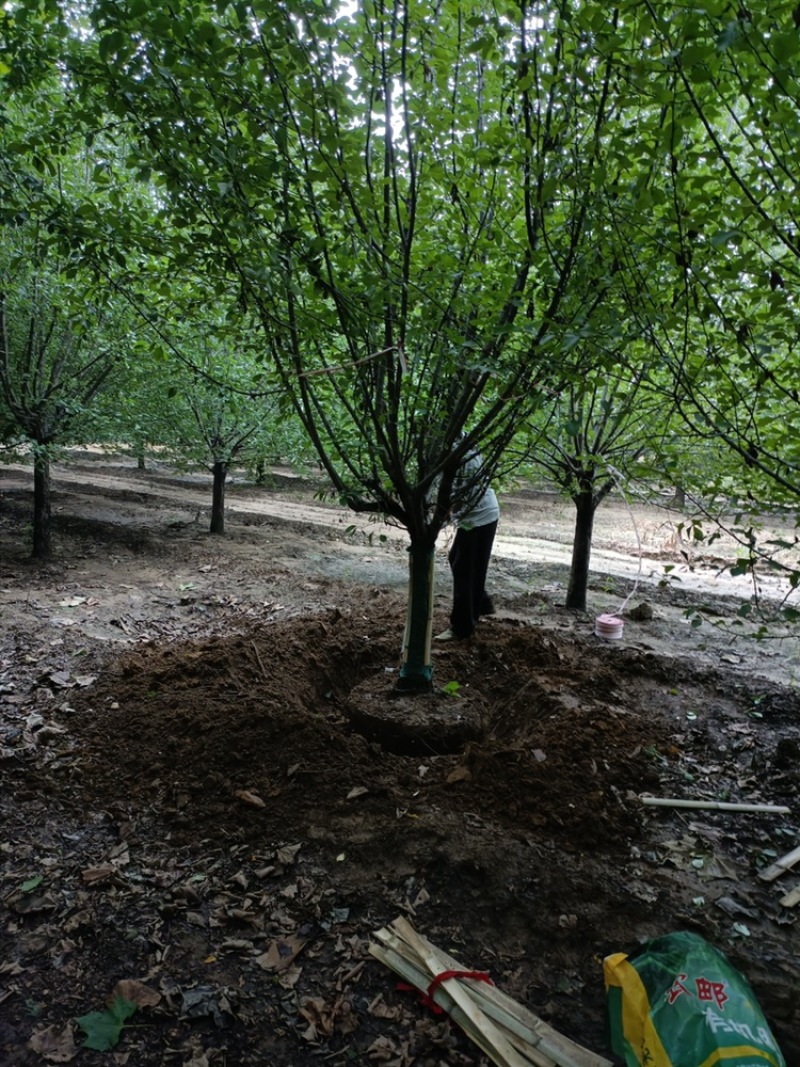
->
xmin=604 ymin=931 xmax=785 ymax=1067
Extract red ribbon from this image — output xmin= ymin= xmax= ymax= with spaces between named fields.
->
xmin=398 ymin=969 xmax=494 ymax=1015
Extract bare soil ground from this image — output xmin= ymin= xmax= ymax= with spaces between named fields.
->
xmin=1 ymin=452 xmax=799 ymax=1066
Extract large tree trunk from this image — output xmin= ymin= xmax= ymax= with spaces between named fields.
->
xmin=210 ymin=461 xmax=227 ymax=535
xmin=32 ymin=450 xmax=52 ymax=560
xmin=395 ymin=541 xmax=436 ymax=693
xmin=565 ymin=491 xmax=596 ymax=611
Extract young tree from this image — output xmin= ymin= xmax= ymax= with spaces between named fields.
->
xmin=145 ymin=343 xmax=289 ymax=536
xmin=522 ymin=362 xmax=670 ymax=611
xmin=0 ymin=250 xmax=126 ymax=557
xmin=0 ymin=5 xmax=148 ymax=556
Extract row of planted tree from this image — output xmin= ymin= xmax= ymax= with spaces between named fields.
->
xmin=1 ymin=1 xmax=799 ymax=687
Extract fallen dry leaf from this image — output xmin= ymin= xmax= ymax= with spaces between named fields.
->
xmin=411 ymin=886 xmax=430 ymax=909
xmin=180 ymin=987 xmax=231 ymax=1026
xmin=445 ymin=765 xmax=471 ymax=784
xmin=234 ymin=789 xmax=266 ymax=808
xmin=48 ymin=670 xmax=74 ymax=688
xmin=111 ymin=979 xmax=161 ymax=1009
xmin=64 ymin=909 xmax=93 ymax=933
xmin=276 ymin=843 xmax=301 ymax=865
xmin=182 ymin=1048 xmax=211 ymax=1067
xmin=81 ymin=864 xmax=118 ymax=885
xmin=277 ymin=963 xmax=303 ymax=989
xmin=219 ymin=938 xmax=254 ymax=951
xmin=254 ymin=932 xmax=309 ymax=972
xmin=28 ymin=1023 xmax=78 ymax=1062
xmin=0 ymin=960 xmax=25 ymax=976
xmin=298 ymin=995 xmax=335 ymax=1040
xmin=367 ymin=993 xmax=402 ymax=1020
xmin=346 ymin=786 xmax=369 ymax=800
xmin=366 ymin=1034 xmax=409 ymax=1064
xmin=182 ymin=1049 xmax=209 ymax=1067
xmin=12 ymin=891 xmax=57 ymax=915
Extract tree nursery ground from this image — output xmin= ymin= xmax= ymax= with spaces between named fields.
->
xmin=1 ymin=453 xmax=799 ymax=1066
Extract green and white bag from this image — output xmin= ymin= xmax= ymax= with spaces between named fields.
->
xmin=604 ymin=931 xmax=786 ymax=1067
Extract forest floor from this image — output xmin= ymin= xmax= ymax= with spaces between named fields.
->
xmin=1 ymin=451 xmax=799 ymax=1067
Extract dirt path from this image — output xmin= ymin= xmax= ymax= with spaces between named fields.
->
xmin=5 ymin=457 xmax=797 ymax=601
xmin=3 ymin=456 xmax=800 ymax=686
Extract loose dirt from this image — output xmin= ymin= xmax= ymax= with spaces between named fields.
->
xmin=1 ymin=453 xmax=798 ymax=1066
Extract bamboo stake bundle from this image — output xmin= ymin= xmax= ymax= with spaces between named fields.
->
xmin=370 ymin=916 xmax=613 ymax=1067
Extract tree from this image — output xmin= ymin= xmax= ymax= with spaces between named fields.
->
xmin=0 ymin=247 xmax=126 ymax=557
xmin=572 ymin=1 xmax=800 ymax=606
xmin=74 ymin=0 xmax=635 ymax=690
xmin=0 ymin=4 xmax=148 ymax=557
xmin=523 ymin=361 xmax=670 ymax=611
xmin=607 ymin=1 xmax=800 ymax=508
xmin=140 ymin=329 xmax=292 ymax=536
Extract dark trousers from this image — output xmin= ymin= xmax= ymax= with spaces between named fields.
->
xmin=448 ymin=520 xmax=498 ymax=638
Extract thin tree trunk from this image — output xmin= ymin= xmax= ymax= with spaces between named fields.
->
xmin=32 ymin=450 xmax=52 ymax=560
xmin=210 ymin=461 xmax=227 ymax=535
xmin=565 ymin=491 xmax=595 ymax=611
xmin=670 ymin=484 xmax=686 ymax=509
xmin=396 ymin=541 xmax=436 ymax=693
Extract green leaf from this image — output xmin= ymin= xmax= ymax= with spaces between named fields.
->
xmin=76 ymin=996 xmax=137 ymax=1051
xmin=98 ymin=30 xmax=126 ymax=63
xmin=772 ymin=32 xmax=800 ymax=64
xmin=715 ymin=20 xmax=743 ymax=53
xmin=20 ymin=875 xmax=44 ymax=893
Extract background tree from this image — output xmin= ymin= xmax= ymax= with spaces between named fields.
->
xmin=609 ymin=1 xmax=800 ymax=505
xmin=0 ymin=2 xmax=150 ymax=556
xmin=583 ymin=0 xmax=800 ymax=604
xmin=519 ymin=354 xmax=672 ymax=610
xmin=0 ymin=245 xmax=127 ymax=557
xmin=143 ymin=336 xmax=288 ymax=536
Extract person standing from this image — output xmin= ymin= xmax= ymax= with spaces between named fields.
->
xmin=435 ymin=442 xmax=499 ymax=642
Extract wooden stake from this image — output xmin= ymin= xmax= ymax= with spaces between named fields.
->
xmin=641 ymin=797 xmax=791 ymax=814
xmin=759 ymin=844 xmax=800 ymax=883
